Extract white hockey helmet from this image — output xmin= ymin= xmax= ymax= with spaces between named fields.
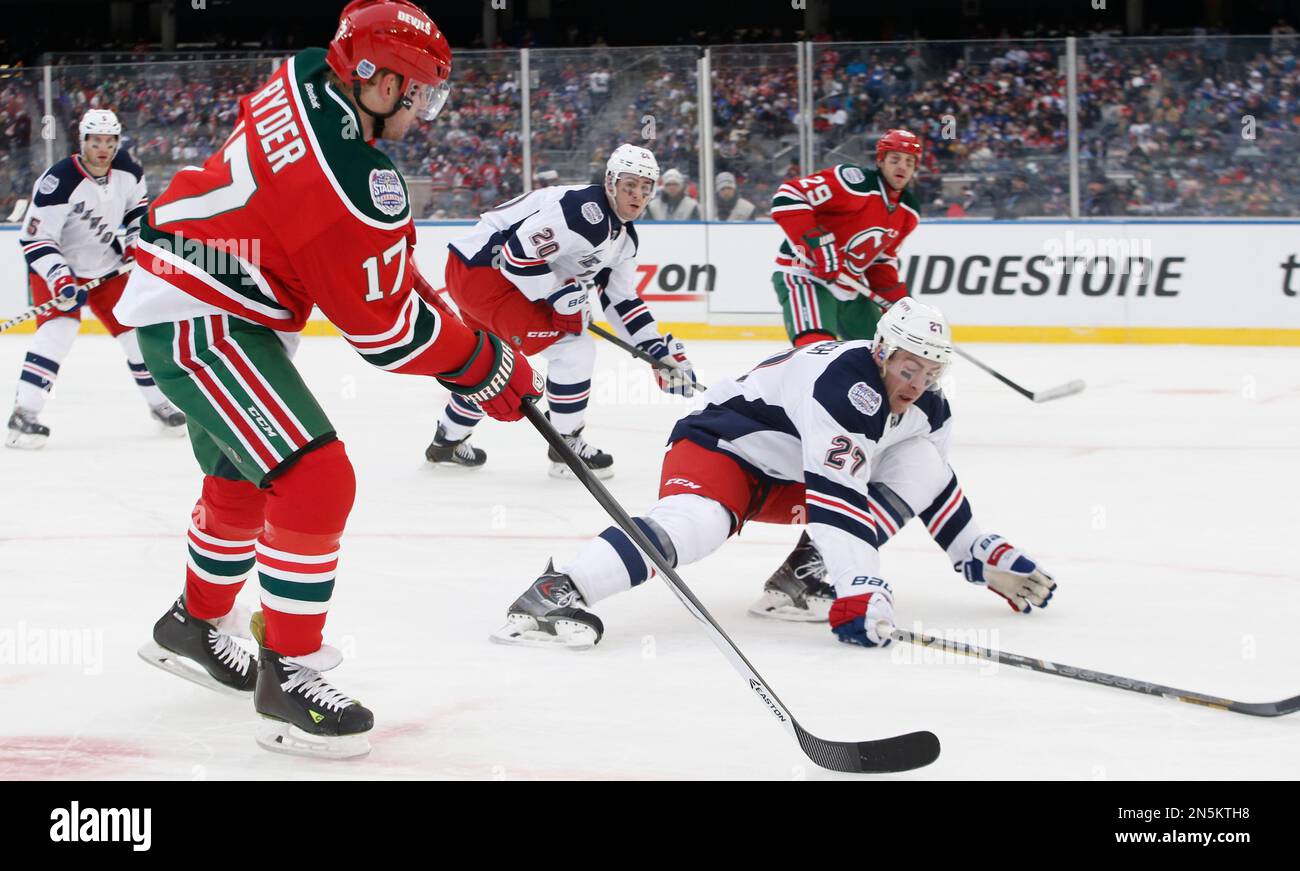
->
xmin=872 ymin=298 xmax=953 ymax=388
xmin=604 ymin=144 xmax=659 ymax=219
xmin=79 ymin=109 xmax=122 ymax=140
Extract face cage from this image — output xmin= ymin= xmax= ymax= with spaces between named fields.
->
xmin=403 ymin=79 xmax=451 ymax=121
xmin=875 ymin=341 xmax=950 ymax=392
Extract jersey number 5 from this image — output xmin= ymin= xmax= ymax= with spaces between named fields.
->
xmin=824 ymin=436 xmax=865 ymax=474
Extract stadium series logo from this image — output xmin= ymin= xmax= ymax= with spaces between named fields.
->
xmin=368 ymin=169 xmax=406 ymax=216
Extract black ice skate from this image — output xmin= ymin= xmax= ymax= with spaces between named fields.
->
xmin=251 ymin=611 xmax=373 ymax=759
xmin=749 ymin=531 xmax=836 ymax=622
xmin=490 ymin=561 xmax=604 ymax=650
xmin=547 ymin=425 xmax=614 ymax=480
xmin=150 ymin=401 xmax=188 ymax=435
xmin=424 ymin=422 xmax=486 ymax=468
xmin=5 ymin=407 xmax=50 ymax=450
xmin=137 ymin=596 xmax=257 ymax=696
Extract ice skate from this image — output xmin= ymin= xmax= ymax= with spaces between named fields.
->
xmin=150 ymin=400 xmax=187 ymax=435
xmin=490 ymin=561 xmax=604 ymax=650
xmin=547 ymin=425 xmax=614 ymax=480
xmin=5 ymin=407 xmax=50 ymax=450
xmin=749 ymin=531 xmax=836 ymax=622
xmin=137 ymin=596 xmax=257 ymax=696
xmin=424 ymin=421 xmax=486 ymax=468
xmin=251 ymin=612 xmax=373 ymax=759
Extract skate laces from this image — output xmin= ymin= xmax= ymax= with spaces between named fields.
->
xmin=565 ymin=432 xmax=600 ymax=460
xmin=208 ymin=630 xmax=252 ymax=675
xmin=281 ymin=662 xmax=353 ymax=712
xmin=454 ymin=439 xmax=477 ymax=461
xmin=541 ymin=576 xmax=581 ymax=608
xmin=793 ymin=551 xmax=825 ymax=581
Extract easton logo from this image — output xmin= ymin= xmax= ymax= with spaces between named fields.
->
xmin=749 ymin=679 xmax=787 ymax=723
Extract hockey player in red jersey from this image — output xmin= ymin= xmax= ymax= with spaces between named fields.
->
xmin=116 ymin=0 xmax=543 ymax=758
xmin=771 ymin=128 xmax=923 ymax=347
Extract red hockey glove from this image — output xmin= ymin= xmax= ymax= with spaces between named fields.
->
xmin=437 ymin=331 xmax=543 ymax=422
xmin=49 ymin=271 xmax=84 ymax=312
xmin=828 ymin=577 xmax=894 ymax=648
xmin=800 ymin=225 xmax=840 ymax=282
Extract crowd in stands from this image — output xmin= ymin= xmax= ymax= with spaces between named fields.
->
xmin=1 ymin=30 xmax=1297 ymax=223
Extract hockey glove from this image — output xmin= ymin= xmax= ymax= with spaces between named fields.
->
xmin=548 ymin=279 xmax=591 ymax=335
xmin=828 ymin=577 xmax=894 ymax=648
xmin=800 ymin=225 xmax=840 ymax=282
xmin=636 ymin=333 xmax=699 ymax=396
xmin=120 ymin=237 xmax=138 ymax=264
xmin=437 ymin=331 xmax=544 ymax=422
xmin=49 ymin=270 xmax=84 ymax=312
xmin=959 ymin=534 xmax=1056 ymax=613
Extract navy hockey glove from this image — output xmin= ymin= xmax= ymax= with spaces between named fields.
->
xmin=828 ymin=577 xmax=894 ymax=648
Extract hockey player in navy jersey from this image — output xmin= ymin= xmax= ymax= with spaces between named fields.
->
xmin=6 ymin=109 xmax=185 ymax=449
xmin=425 ymin=144 xmax=699 ymax=477
xmin=492 ymin=299 xmax=1056 ymax=650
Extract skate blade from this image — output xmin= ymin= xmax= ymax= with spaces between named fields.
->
xmin=747 ymin=591 xmax=831 ymax=623
xmin=158 ymin=422 xmax=188 ymax=438
xmin=5 ymin=431 xmax=48 ymax=450
xmin=489 ymin=615 xmax=599 ymax=650
xmin=137 ymin=642 xmax=253 ymax=698
xmin=425 ymin=457 xmax=484 ymax=469
xmin=548 ymin=462 xmax=614 ymax=481
xmin=256 ymin=721 xmax=371 ymax=760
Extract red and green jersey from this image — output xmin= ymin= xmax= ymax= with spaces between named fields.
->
xmin=125 ymin=47 xmax=476 ymax=376
xmin=770 ymin=164 xmax=920 ymax=303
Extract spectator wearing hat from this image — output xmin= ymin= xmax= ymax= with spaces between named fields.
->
xmin=647 ymin=168 xmax=701 ymax=220
xmin=711 ymin=171 xmax=758 ymax=221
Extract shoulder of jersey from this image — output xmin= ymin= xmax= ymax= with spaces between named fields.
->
xmin=284 ymin=47 xmax=410 ymax=225
xmin=110 ymin=149 xmax=145 ymax=182
xmin=32 ymin=157 xmax=84 ymax=206
xmin=557 ymin=185 xmax=619 ymax=248
xmin=911 ymin=388 xmax=951 ymax=432
xmin=810 ymin=343 xmax=889 ymax=441
xmin=829 ymin=163 xmax=877 ymax=197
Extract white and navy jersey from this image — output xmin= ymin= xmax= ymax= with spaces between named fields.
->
xmin=668 ymin=340 xmax=953 ymax=594
xmin=19 ymin=151 xmax=148 ymax=282
xmin=448 ymin=184 xmax=661 ymax=346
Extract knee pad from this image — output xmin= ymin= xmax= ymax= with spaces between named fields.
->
xmin=265 ymin=440 xmax=356 ymax=538
xmin=645 ymin=494 xmax=732 ymax=566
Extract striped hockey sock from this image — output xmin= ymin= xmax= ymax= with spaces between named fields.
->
xmin=184 ymin=478 xmax=266 ymax=621
xmin=439 ymin=392 xmax=484 ymax=442
xmin=545 ymin=376 xmax=591 ymax=435
xmin=15 ymin=352 xmax=59 ymax=413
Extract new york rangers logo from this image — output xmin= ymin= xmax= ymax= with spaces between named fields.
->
xmin=368 ymin=169 xmax=406 ymax=216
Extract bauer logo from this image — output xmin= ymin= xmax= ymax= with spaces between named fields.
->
xmin=848 ymin=382 xmax=882 ymax=416
xmin=581 ymin=201 xmax=604 ymax=225
xmin=369 ymin=169 xmax=406 ymax=216
xmin=49 ymin=802 xmax=151 ymax=852
xmin=749 ymin=679 xmax=787 ymax=723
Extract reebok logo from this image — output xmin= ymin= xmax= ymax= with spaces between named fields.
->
xmin=50 ymin=802 xmax=151 ymax=852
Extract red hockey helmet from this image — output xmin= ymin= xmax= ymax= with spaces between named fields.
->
xmin=327 ymin=0 xmax=452 ymax=121
xmin=876 ymin=128 xmax=922 ymax=164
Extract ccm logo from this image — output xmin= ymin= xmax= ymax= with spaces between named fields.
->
xmin=526 ymin=330 xmax=561 ymax=337
xmin=665 ymin=478 xmax=701 ymax=489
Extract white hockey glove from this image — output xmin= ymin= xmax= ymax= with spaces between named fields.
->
xmin=636 ymin=333 xmax=699 ymax=396
xmin=958 ymin=534 xmax=1056 ymax=613
xmin=828 ymin=576 xmax=894 ymax=648
xmin=548 ymin=279 xmax=591 ymax=335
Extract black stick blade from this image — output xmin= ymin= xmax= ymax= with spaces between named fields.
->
xmin=795 ymin=724 xmax=941 ymax=773
xmin=1227 ymin=694 xmax=1300 ymax=717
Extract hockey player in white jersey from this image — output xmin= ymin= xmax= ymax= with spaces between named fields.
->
xmin=425 ymin=144 xmax=699 ymax=477
xmin=6 ymin=109 xmax=185 ymax=448
xmin=492 ymin=299 xmax=1056 ymax=650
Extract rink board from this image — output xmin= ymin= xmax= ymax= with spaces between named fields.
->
xmin=2 ymin=220 xmax=1298 ymax=344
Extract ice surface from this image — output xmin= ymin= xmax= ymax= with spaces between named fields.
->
xmin=1 ymin=333 xmax=1298 ymax=780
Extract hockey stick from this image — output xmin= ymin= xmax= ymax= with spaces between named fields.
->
xmin=836 ymin=274 xmax=1085 ymax=403
xmin=0 ymin=265 xmax=134 ymax=335
xmin=891 ymin=627 xmax=1300 ymax=717
xmin=588 ymin=324 xmax=709 ymax=392
xmin=525 ymin=400 xmax=940 ymax=773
